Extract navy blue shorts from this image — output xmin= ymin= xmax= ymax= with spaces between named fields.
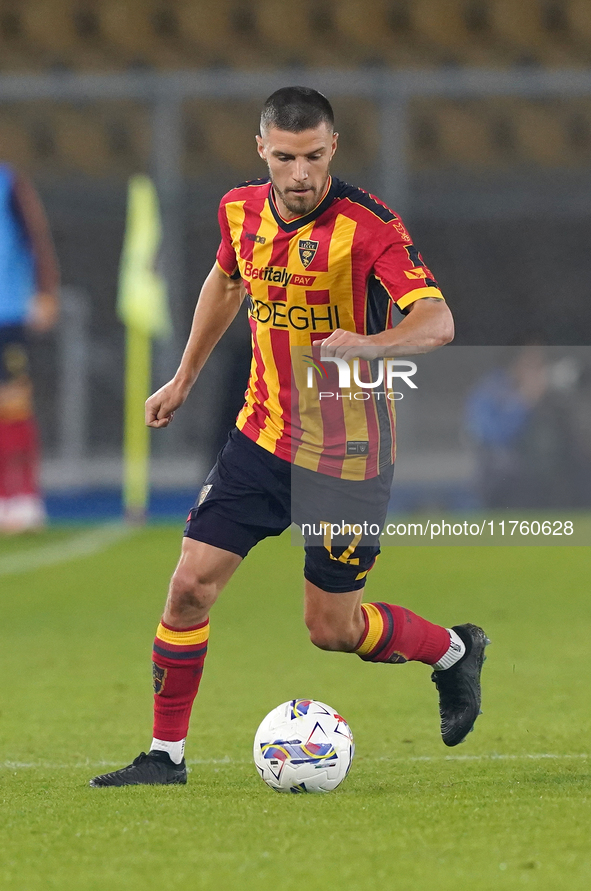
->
xmin=184 ymin=428 xmax=394 ymax=593
xmin=0 ymin=324 xmax=29 ymax=385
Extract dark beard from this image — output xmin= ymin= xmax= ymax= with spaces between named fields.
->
xmin=275 ymin=187 xmax=319 ymax=216
xmin=271 ymin=173 xmax=330 ymax=217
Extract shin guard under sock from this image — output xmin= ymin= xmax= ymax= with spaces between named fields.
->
xmin=152 ymin=619 xmax=209 ymax=742
xmin=355 ymin=603 xmax=450 ymax=665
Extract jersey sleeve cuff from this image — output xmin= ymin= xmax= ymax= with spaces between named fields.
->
xmin=397 ymin=286 xmax=444 ymax=310
xmin=216 ymin=259 xmax=240 ymax=279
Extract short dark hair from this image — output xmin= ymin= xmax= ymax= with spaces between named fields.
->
xmin=260 ymin=86 xmax=334 ymax=134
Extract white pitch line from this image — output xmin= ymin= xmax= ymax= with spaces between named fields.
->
xmin=1 ymin=753 xmax=588 ymax=771
xmin=398 ymin=752 xmax=589 ymax=763
xmin=0 ymin=759 xmax=251 ymax=770
xmin=0 ymin=522 xmax=136 ymax=577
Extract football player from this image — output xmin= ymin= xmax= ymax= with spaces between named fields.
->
xmin=91 ymin=87 xmax=488 ymax=787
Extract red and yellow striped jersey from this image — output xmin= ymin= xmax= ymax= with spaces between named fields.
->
xmin=216 ymin=176 xmax=444 ymax=480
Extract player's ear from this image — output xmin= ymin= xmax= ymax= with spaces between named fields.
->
xmin=255 ymin=135 xmax=266 ymax=161
xmin=330 ymin=131 xmax=339 ymax=159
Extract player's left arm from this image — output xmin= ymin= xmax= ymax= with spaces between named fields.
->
xmin=11 ymin=172 xmax=61 ymax=332
xmin=321 ymin=297 xmax=454 ymax=361
xmin=322 ymin=225 xmax=453 ymax=360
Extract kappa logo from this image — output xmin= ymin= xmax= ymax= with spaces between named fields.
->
xmin=245 ymin=232 xmax=266 ymax=244
xmin=298 ymin=239 xmax=319 ymax=268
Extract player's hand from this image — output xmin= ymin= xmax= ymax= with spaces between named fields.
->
xmin=27 ymin=292 xmax=59 ymax=333
xmin=145 ymin=379 xmax=190 ymax=428
xmin=320 ymin=329 xmax=378 ymax=362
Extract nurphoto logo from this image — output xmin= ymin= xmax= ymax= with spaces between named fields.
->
xmin=303 ymin=357 xmax=418 ymax=401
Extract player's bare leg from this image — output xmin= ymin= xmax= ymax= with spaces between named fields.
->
xmin=304 ymin=580 xmax=489 ymax=747
xmin=90 ymin=540 xmax=242 ymax=787
xmin=304 ymin=584 xmax=364 ymax=652
xmin=163 ymin=538 xmax=243 ymax=627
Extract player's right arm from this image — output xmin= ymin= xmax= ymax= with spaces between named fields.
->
xmin=145 ymin=262 xmax=244 ymax=428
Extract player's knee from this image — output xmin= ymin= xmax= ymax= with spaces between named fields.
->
xmin=168 ymin=564 xmax=218 ymax=615
xmin=306 ymin=617 xmax=357 ymax=653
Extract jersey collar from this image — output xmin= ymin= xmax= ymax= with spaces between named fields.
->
xmin=268 ymin=177 xmax=337 ymax=232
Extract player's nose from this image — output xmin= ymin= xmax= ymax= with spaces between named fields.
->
xmin=293 ymin=160 xmax=309 ymax=181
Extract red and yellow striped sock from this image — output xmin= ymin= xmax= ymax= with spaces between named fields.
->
xmin=152 ymin=619 xmax=210 ymax=742
xmin=355 ymin=603 xmax=450 ymax=665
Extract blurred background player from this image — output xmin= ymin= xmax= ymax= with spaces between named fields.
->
xmin=465 ymin=343 xmax=590 ymax=509
xmin=0 ymin=163 xmax=60 ymax=533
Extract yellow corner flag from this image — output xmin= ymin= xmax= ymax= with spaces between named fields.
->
xmin=118 ymin=175 xmax=171 ymax=522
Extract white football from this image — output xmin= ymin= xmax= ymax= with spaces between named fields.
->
xmin=253 ymin=699 xmax=354 ymax=793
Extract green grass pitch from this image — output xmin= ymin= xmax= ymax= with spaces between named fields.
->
xmin=1 ymin=524 xmax=590 ymax=890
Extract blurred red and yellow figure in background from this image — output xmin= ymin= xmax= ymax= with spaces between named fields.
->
xmin=0 ymin=164 xmax=59 ymax=533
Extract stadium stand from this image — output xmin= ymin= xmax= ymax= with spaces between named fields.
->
xmin=0 ymin=106 xmax=37 ymax=165
xmin=50 ymin=103 xmax=149 ymax=175
xmin=2 ymin=93 xmax=591 ymax=176
xmin=246 ymin=1 xmax=333 ymax=68
xmin=507 ymin=99 xmax=572 ymax=165
xmin=567 ymin=0 xmax=591 ymax=57
xmin=183 ymin=100 xmax=262 ymax=178
xmin=410 ymin=96 xmax=591 ymax=169
xmin=0 ymin=0 xmax=112 ymax=71
xmin=0 ymin=100 xmax=150 ymax=176
xmin=1 ymin=5 xmax=591 ymax=250
xmin=1 ymin=0 xmax=590 ymax=177
xmin=333 ymin=0 xmax=449 ymax=68
xmin=410 ymin=100 xmax=502 ymax=169
xmin=181 ymin=97 xmax=377 ymax=179
xmin=408 ymin=0 xmax=504 ymax=67
xmin=98 ymin=0 xmax=219 ymax=69
xmin=487 ymin=0 xmax=581 ymax=67
xmin=0 ymin=0 xmax=591 ymax=72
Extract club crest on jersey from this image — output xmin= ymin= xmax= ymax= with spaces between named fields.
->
xmin=298 ymin=239 xmax=319 ymax=268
